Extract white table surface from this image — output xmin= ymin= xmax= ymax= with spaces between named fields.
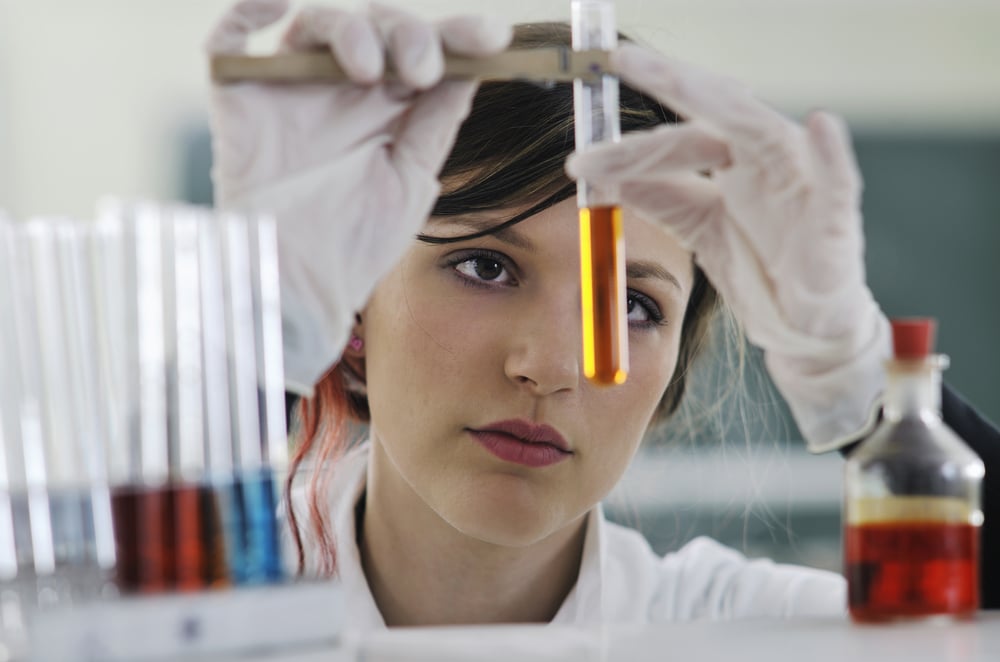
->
xmin=12 ymin=583 xmax=998 ymax=661
xmin=272 ymin=614 xmax=1000 ymax=662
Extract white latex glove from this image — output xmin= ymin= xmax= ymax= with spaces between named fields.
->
xmin=206 ymin=0 xmax=511 ymax=395
xmin=567 ymin=44 xmax=890 ymax=453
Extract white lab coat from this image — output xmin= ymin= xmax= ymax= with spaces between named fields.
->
xmin=288 ymin=442 xmax=847 ymax=630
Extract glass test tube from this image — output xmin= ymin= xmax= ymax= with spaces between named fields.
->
xmin=249 ymin=216 xmax=289 ymax=479
xmin=572 ymin=0 xmax=627 ymax=385
xmin=5 ymin=225 xmax=57 ymax=602
xmin=96 ymin=200 xmax=174 ymax=594
xmin=52 ymin=222 xmax=118 ymax=596
xmin=197 ymin=210 xmax=246 ymax=584
xmin=92 ymin=204 xmax=135 ymax=590
xmin=220 ymin=213 xmax=284 ymax=584
xmin=13 ymin=223 xmax=68 ymax=610
xmin=0 ymin=217 xmax=31 ymax=646
xmin=163 ymin=208 xmax=228 ymax=591
xmin=248 ymin=214 xmax=287 ymax=580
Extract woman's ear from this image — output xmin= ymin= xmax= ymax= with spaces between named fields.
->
xmin=344 ymin=312 xmax=365 ymax=357
xmin=340 ymin=312 xmax=367 ymax=395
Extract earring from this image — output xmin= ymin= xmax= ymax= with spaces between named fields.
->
xmin=348 ymin=334 xmax=364 ymax=352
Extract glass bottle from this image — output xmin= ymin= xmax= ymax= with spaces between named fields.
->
xmin=844 ymin=318 xmax=984 ymax=621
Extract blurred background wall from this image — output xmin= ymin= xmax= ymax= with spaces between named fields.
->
xmin=1 ymin=0 xmax=997 ymax=569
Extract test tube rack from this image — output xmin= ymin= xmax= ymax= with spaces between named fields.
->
xmin=12 ymin=581 xmax=344 ymax=661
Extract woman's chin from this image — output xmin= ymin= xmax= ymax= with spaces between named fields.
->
xmin=451 ymin=510 xmax=560 ymax=548
xmin=435 ymin=480 xmax=574 ymax=548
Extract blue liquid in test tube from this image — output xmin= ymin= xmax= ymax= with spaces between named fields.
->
xmin=206 ymin=212 xmax=287 ymax=585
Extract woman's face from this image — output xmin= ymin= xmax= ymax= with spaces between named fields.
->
xmin=360 ymin=196 xmax=694 ymax=547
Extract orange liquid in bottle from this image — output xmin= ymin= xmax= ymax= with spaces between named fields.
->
xmin=579 ymin=205 xmax=627 ymax=385
xmin=845 ymin=521 xmax=978 ymax=621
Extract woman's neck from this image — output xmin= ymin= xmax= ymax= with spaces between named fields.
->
xmin=359 ymin=442 xmax=588 ymax=627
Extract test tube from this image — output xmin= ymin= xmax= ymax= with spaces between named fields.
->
xmin=95 ymin=200 xmax=173 ymax=594
xmin=220 ymin=213 xmax=283 ymax=584
xmin=248 ymin=215 xmax=289 ymax=478
xmin=572 ymin=0 xmax=627 ymax=385
xmin=91 ymin=204 xmax=136 ymax=590
xmin=53 ymin=221 xmax=118 ymax=594
xmin=247 ymin=214 xmax=287 ymax=581
xmin=6 ymin=226 xmax=56 ymax=604
xmin=0 ymin=217 xmax=30 ymax=646
xmin=163 ymin=208 xmax=228 ymax=591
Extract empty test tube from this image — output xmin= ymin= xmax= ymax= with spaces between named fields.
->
xmin=5 ymin=226 xmax=57 ymax=596
xmin=0 ymin=218 xmax=31 ymax=644
xmin=572 ymin=0 xmax=627 ymax=385
xmin=52 ymin=222 xmax=118 ymax=594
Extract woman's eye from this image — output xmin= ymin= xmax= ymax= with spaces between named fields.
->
xmin=453 ymin=255 xmax=513 ymax=285
xmin=627 ymin=290 xmax=666 ymax=327
xmin=626 ymin=296 xmax=650 ymax=323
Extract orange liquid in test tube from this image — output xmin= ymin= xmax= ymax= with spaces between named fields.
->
xmin=579 ymin=204 xmax=627 ymax=385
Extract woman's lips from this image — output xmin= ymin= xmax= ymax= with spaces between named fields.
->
xmin=467 ymin=419 xmax=572 ymax=468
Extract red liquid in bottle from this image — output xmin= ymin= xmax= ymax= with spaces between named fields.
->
xmin=844 ymin=319 xmax=983 ymax=622
xmin=845 ymin=521 xmax=978 ymax=621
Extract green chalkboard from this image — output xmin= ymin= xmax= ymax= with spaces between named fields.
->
xmin=858 ymin=134 xmax=1000 ymax=426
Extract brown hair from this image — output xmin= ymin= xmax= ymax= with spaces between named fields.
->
xmin=285 ymin=23 xmax=720 ymax=575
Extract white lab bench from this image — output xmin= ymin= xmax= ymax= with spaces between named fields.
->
xmin=9 ymin=581 xmax=999 ymax=661
xmin=281 ymin=615 xmax=1000 ymax=662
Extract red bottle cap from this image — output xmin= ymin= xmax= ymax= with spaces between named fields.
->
xmin=891 ymin=318 xmax=937 ymax=359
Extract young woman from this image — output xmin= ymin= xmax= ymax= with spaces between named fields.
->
xmin=207 ymin=0 xmax=1000 ymax=627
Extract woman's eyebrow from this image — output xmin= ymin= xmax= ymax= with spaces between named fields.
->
xmin=627 ymin=260 xmax=683 ymax=292
xmin=427 ymin=216 xmax=535 ymax=251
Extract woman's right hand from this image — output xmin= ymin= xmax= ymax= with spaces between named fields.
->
xmin=206 ymin=0 xmax=510 ymax=394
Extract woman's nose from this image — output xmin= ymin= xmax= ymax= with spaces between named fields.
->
xmin=503 ymin=295 xmax=581 ymax=396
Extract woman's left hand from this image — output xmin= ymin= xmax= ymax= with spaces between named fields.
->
xmin=567 ymin=44 xmax=890 ymax=452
